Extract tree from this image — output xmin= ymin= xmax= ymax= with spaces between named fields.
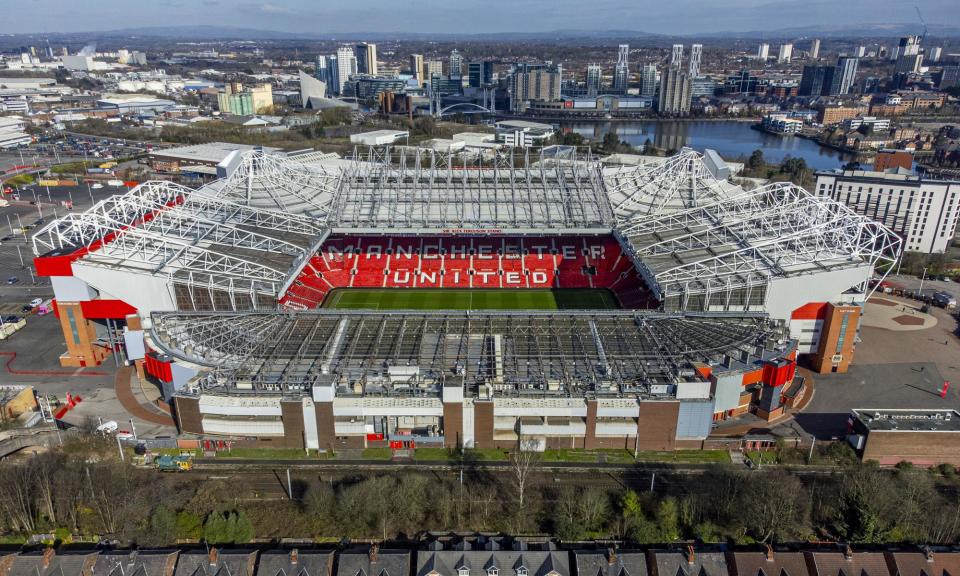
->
xmin=509 ymin=439 xmax=541 ymax=509
xmin=141 ymin=505 xmax=177 ymax=546
xmin=655 ymin=497 xmax=681 ymax=542
xmin=746 ymin=149 xmax=765 ymax=171
xmin=176 ymin=511 xmax=203 ymax=540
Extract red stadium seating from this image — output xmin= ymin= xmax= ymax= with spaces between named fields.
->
xmin=281 ymin=234 xmax=654 ymax=309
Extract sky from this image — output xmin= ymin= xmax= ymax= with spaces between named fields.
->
xmin=2 ymin=0 xmax=959 ymax=35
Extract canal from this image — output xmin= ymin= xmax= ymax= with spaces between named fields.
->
xmin=561 ymin=120 xmax=854 ymax=170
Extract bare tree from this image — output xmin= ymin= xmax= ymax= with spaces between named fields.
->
xmin=509 ymin=438 xmax=541 ymax=509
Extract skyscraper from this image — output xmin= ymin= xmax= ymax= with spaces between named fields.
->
xmin=799 ymin=65 xmax=836 ymax=96
xmin=449 ymin=49 xmax=463 ymax=80
xmin=757 ymin=43 xmax=770 ymax=61
xmin=810 ymin=39 xmax=821 ymax=59
xmin=314 ymin=54 xmax=328 ymax=83
xmin=836 ymin=56 xmax=859 ymax=95
xmin=640 ymin=64 xmax=657 ymax=97
xmin=409 ymin=54 xmax=424 ymax=83
xmin=425 ymin=60 xmax=444 ymax=78
xmin=613 ymin=44 xmax=630 ymax=93
xmin=355 ymin=43 xmax=377 ymax=75
xmin=671 ymin=44 xmax=684 ymax=69
xmin=688 ymin=43 xmax=702 ymax=77
xmin=895 ymin=36 xmax=922 ymax=74
xmin=332 ymin=46 xmax=357 ymax=95
xmin=929 ymin=46 xmax=942 ymax=62
xmin=586 ymin=64 xmax=602 ymax=96
xmin=855 ymin=45 xmax=866 ymax=58
xmin=778 ymin=43 xmax=793 ymax=63
xmin=658 ymin=67 xmax=691 ymax=115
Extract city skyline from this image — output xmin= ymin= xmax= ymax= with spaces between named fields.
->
xmin=3 ymin=0 xmax=960 ymax=36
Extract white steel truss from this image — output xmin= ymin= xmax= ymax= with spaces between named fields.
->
xmin=32 ymin=180 xmax=329 ymax=302
xmin=619 ymin=182 xmax=902 ymax=299
xmin=604 ymin=149 xmax=731 ymax=219
xmin=214 ymin=150 xmax=340 ymax=218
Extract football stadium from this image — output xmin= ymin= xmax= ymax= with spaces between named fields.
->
xmin=32 ymin=146 xmax=902 ymax=451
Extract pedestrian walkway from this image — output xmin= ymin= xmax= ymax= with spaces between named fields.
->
xmin=114 ymin=366 xmax=175 ymax=426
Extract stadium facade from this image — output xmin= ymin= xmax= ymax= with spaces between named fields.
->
xmin=32 ymin=146 xmax=901 ymax=451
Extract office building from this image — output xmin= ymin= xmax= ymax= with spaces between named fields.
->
xmin=658 ymin=67 xmax=691 ymax=115
xmin=815 ymin=169 xmax=960 ymax=253
xmin=724 ymin=70 xmax=760 ymax=94
xmin=614 ymin=44 xmax=629 ymax=93
xmin=810 ymin=39 xmax=821 ymax=59
xmin=799 ymin=65 xmax=837 ymax=96
xmin=510 ymin=64 xmax=561 ymax=112
xmin=449 ymin=49 xmax=463 ymax=80
xmin=671 ymin=44 xmax=684 ymax=68
xmin=640 ymin=64 xmax=657 ymax=97
xmin=585 ymin=63 xmax=602 ymax=96
xmin=355 ymin=43 xmax=377 ymax=75
xmin=836 ymin=56 xmax=859 ymax=95
xmin=941 ymin=62 xmax=960 ymax=90
xmin=690 ymin=75 xmax=717 ymax=97
xmin=468 ymin=60 xmax=494 ymax=87
xmin=757 ymin=43 xmax=770 ymax=61
xmin=409 ymin=54 xmax=424 ymax=83
xmin=778 ymin=43 xmax=793 ymax=63
xmin=855 ymin=45 xmax=866 ymax=58
xmin=688 ymin=43 xmax=702 ymax=77
xmin=929 ymin=46 xmax=942 ymax=63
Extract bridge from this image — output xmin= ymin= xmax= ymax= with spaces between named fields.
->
xmin=435 ymin=103 xmax=494 ymax=118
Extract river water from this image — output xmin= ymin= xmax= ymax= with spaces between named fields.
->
xmin=561 ymin=120 xmax=853 ymax=170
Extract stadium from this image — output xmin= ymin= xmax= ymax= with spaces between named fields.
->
xmin=32 ymin=146 xmax=901 ymax=451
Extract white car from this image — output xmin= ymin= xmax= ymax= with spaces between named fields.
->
xmin=115 ymin=430 xmax=135 ymax=441
xmin=91 ymin=183 xmax=103 ymax=189
xmin=95 ymin=420 xmax=118 ymax=434
xmin=29 ymin=298 xmax=43 ymax=308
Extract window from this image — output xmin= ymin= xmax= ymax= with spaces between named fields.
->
xmin=488 ymin=569 xmax=499 ymax=576
xmin=516 ymin=568 xmax=527 ymax=576
xmin=459 ymin=568 xmax=470 ymax=576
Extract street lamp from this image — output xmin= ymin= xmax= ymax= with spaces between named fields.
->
xmin=919 ymin=267 xmax=928 ymax=299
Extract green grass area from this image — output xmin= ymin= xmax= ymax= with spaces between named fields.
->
xmin=413 ymin=447 xmax=455 ymax=461
xmin=633 ymin=450 xmax=731 ymax=464
xmin=360 ymin=447 xmax=392 ymax=460
xmin=213 ymin=448 xmax=332 ymax=460
xmin=323 ymin=288 xmax=619 ymax=311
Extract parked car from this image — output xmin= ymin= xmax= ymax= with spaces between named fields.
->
xmin=6 ymin=276 xmax=18 ymax=284
xmin=1 ymin=315 xmax=19 ymax=323
xmin=95 ymin=420 xmax=118 ymax=434
xmin=29 ymin=298 xmax=43 ymax=307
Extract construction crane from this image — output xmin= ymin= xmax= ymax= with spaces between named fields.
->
xmin=915 ymin=5 xmax=928 ymax=44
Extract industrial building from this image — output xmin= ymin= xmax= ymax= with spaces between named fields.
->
xmin=30 ymin=147 xmax=900 ymax=450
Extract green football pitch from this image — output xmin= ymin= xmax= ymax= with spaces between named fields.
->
xmin=322 ymin=288 xmax=620 ymax=311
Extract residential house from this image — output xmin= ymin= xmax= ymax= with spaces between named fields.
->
xmin=730 ymin=548 xmax=809 ymax=576
xmin=337 ymin=547 xmax=410 ymax=576
xmin=174 ymin=549 xmax=258 ymax=576
xmin=649 ymin=548 xmax=728 ymax=576
xmin=804 ymin=548 xmax=890 ymax=576
xmin=417 ymin=546 xmax=569 ymax=576
xmin=257 ymin=549 xmax=335 ymax=576
xmin=573 ymin=549 xmax=648 ymax=576
xmin=92 ymin=550 xmax=179 ymax=576
xmin=884 ymin=548 xmax=960 ymax=576
xmin=5 ymin=549 xmax=99 ymax=576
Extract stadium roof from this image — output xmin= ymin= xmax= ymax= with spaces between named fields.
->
xmin=149 ymin=309 xmax=791 ymax=398
xmin=32 ymin=147 xmax=901 ymax=315
xmin=617 ymin=181 xmax=902 ymax=303
xmin=32 ymin=181 xmax=327 ymax=304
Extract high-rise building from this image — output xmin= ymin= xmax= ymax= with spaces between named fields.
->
xmin=836 ymin=56 xmax=859 ymax=95
xmin=510 ymin=63 xmax=561 ymax=112
xmin=614 ymin=44 xmax=630 ymax=93
xmin=757 ymin=43 xmax=770 ymax=61
xmin=409 ymin=54 xmax=424 ymax=83
xmin=671 ymin=44 xmax=684 ymax=68
xmin=940 ymin=62 xmax=960 ymax=90
xmin=688 ymin=44 xmax=702 ymax=77
xmin=640 ymin=64 xmax=657 ymax=97
xmin=585 ymin=63 xmax=602 ymax=96
xmin=425 ymin=60 xmax=444 ymax=78
xmin=928 ymin=46 xmax=942 ymax=63
xmin=778 ymin=43 xmax=793 ymax=63
xmin=468 ymin=61 xmax=494 ymax=87
xmin=355 ymin=43 xmax=377 ymax=75
xmin=315 ymin=55 xmax=328 ymax=83
xmin=799 ymin=65 xmax=837 ymax=96
xmin=658 ymin=67 xmax=691 ymax=115
xmin=855 ymin=45 xmax=866 ymax=58
xmin=810 ymin=39 xmax=821 ymax=59
xmin=895 ymin=36 xmax=922 ymax=74
xmin=449 ymin=49 xmax=463 ymax=80
xmin=332 ymin=46 xmax=357 ymax=95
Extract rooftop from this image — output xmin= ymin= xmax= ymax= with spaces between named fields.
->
xmin=853 ymin=409 xmax=960 ymax=432
xmin=149 ymin=142 xmax=282 ymax=164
